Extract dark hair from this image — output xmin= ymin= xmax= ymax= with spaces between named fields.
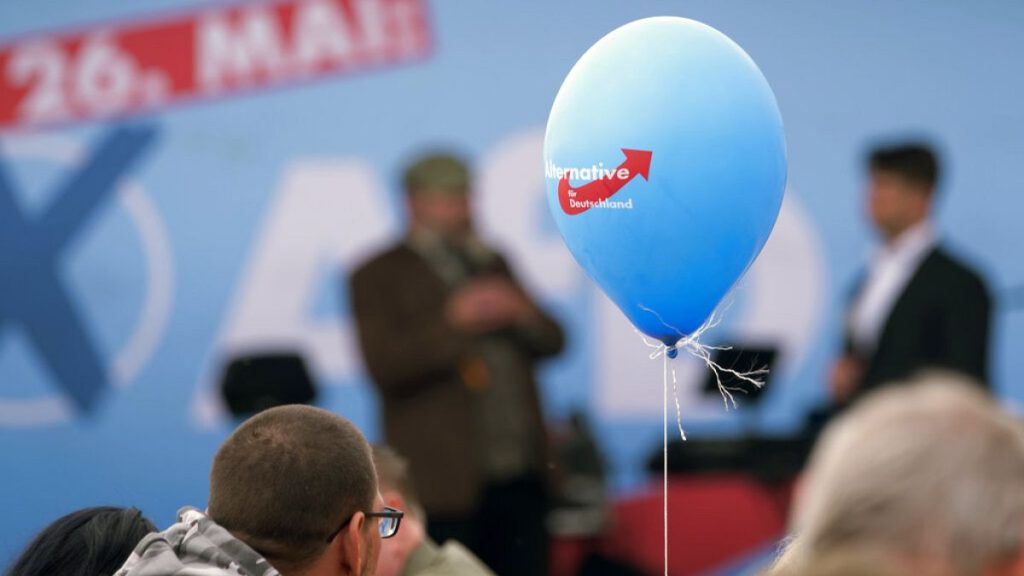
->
xmin=208 ymin=404 xmax=376 ymax=569
xmin=372 ymin=445 xmax=424 ymax=519
xmin=5 ymin=506 xmax=156 ymax=576
xmin=868 ymin=142 xmax=940 ymax=192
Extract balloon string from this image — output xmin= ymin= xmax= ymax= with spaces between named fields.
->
xmin=637 ymin=303 xmax=768 ymax=411
xmin=663 ymin=347 xmax=669 ymax=576
xmin=670 ymin=363 xmax=686 ymax=441
xmin=632 ymin=296 xmax=770 ymax=576
xmin=638 ymin=330 xmax=688 ymax=442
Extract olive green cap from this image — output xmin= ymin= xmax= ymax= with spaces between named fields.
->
xmin=402 ymin=153 xmax=470 ymax=196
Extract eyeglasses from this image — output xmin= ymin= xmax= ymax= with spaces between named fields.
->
xmin=325 ymin=506 xmax=404 ymax=542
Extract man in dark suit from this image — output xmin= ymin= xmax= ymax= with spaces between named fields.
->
xmin=829 ymin=142 xmax=992 ymax=406
xmin=349 ymin=153 xmax=564 ymax=575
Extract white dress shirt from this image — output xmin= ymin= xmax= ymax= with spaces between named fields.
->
xmin=849 ymin=222 xmax=937 ymax=353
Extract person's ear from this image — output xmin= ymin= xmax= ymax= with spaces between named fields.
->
xmin=338 ymin=511 xmax=366 ymax=576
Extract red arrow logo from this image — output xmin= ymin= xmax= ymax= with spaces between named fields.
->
xmin=557 ymin=149 xmax=653 ymax=216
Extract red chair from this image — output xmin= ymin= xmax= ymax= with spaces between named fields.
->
xmin=596 ymin=475 xmax=786 ymax=575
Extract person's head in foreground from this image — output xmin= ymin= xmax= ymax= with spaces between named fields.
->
xmin=116 ymin=405 xmax=394 ymax=576
xmin=865 ymin=141 xmax=940 ymax=243
xmin=372 ymin=445 xmax=492 ymax=576
xmin=373 ymin=445 xmax=427 ymax=576
xmin=773 ymin=376 xmax=1024 ymax=576
xmin=5 ymin=506 xmax=155 ymax=576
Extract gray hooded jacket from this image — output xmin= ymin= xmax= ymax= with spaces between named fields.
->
xmin=115 ymin=508 xmax=282 ymax=576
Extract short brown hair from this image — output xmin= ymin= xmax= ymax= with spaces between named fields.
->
xmin=372 ymin=445 xmax=424 ymax=520
xmin=209 ymin=405 xmax=377 ymax=567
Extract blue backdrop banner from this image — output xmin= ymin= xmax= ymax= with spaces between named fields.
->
xmin=1 ymin=1 xmax=1022 ymax=567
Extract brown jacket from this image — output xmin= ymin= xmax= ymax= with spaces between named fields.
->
xmin=349 ymin=242 xmax=564 ymax=515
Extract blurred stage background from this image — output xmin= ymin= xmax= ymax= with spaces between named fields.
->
xmin=1 ymin=0 xmax=1022 ymax=571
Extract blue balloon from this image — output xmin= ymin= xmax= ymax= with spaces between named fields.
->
xmin=544 ymin=17 xmax=786 ymax=346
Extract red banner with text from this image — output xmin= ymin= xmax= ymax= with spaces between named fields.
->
xmin=0 ymin=0 xmax=432 ymax=131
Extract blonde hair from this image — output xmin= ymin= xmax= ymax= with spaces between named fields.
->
xmin=782 ymin=377 xmax=1024 ymax=575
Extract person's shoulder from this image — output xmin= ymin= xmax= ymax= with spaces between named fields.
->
xmin=418 ymin=540 xmax=495 ymax=576
xmin=923 ymin=246 xmax=990 ymax=296
xmin=350 ymin=242 xmax=416 ymax=282
xmin=927 ymin=246 xmax=986 ymax=281
xmin=114 ymin=529 xmax=226 ymax=576
xmin=116 ymin=509 xmax=280 ymax=576
xmin=411 ymin=537 xmax=495 ymax=573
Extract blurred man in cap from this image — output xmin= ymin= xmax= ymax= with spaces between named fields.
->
xmin=349 ymin=152 xmax=564 ymax=575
